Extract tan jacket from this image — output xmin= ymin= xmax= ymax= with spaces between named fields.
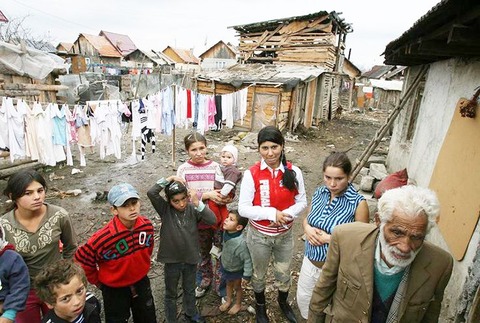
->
xmin=308 ymin=222 xmax=453 ymax=323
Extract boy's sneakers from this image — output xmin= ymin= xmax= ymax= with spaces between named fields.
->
xmin=195 ymin=286 xmax=207 ymax=298
xmin=185 ymin=313 xmax=206 ymax=323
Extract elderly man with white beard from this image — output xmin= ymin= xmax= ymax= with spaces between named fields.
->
xmin=307 ymin=185 xmax=453 ymax=323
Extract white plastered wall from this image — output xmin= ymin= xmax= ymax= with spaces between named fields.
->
xmin=386 ymin=58 xmax=480 ymax=321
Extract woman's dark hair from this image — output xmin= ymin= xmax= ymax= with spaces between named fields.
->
xmin=257 ymin=126 xmax=297 ymax=191
xmin=184 ymin=132 xmax=207 ymax=151
xmin=165 ymin=181 xmax=188 ymax=202
xmin=322 ymin=152 xmax=352 ymax=176
xmin=3 ymin=169 xmax=47 ymax=202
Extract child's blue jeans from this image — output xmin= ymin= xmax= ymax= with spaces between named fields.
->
xmin=164 ymin=263 xmax=198 ymax=322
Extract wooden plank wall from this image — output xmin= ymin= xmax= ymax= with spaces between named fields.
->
xmin=196 ymin=80 xmax=290 ymax=130
xmin=0 ymin=73 xmax=61 ymax=103
xmin=237 ymin=22 xmax=338 ymax=68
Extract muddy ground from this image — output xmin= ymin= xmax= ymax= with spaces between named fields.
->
xmin=0 ymin=109 xmax=390 ymax=322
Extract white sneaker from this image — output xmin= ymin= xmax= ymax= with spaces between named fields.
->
xmin=195 ymin=287 xmax=207 ymax=298
xmin=221 ymin=297 xmax=227 ymax=304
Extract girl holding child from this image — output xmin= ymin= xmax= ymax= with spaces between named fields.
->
xmin=176 ymin=132 xmax=231 ymax=298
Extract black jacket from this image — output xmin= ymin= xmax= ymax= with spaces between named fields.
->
xmin=42 ymin=292 xmax=101 ymax=323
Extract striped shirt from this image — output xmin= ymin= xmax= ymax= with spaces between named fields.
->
xmin=177 ymin=159 xmax=224 ymax=194
xmin=304 ymin=183 xmax=365 ymax=262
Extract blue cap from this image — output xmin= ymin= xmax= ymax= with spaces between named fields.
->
xmin=107 ymin=183 xmax=140 ymax=206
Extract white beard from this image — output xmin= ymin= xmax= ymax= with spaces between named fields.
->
xmin=379 ymin=224 xmax=421 ymax=268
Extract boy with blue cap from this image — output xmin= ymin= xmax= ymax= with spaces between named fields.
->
xmin=75 ymin=183 xmax=157 ymax=323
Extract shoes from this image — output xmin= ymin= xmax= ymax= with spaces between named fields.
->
xmin=185 ymin=313 xmax=205 ymax=323
xmin=278 ymin=291 xmax=297 ymax=323
xmin=255 ymin=303 xmax=269 ymax=323
xmin=278 ymin=300 xmax=297 ymax=323
xmin=221 ymin=296 xmax=227 ymax=304
xmin=195 ymin=286 xmax=207 ymax=298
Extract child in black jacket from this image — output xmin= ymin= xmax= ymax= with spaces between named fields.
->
xmin=34 ymin=259 xmax=101 ymax=323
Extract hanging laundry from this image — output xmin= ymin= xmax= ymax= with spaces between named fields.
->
xmin=214 ymin=95 xmax=222 ymax=131
xmin=7 ymin=98 xmax=27 ymax=162
xmin=0 ymin=97 xmax=9 ymax=151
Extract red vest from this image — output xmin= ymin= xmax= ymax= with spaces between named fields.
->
xmin=249 ymin=161 xmax=298 ymax=234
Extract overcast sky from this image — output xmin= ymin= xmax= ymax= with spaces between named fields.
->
xmin=2 ymin=0 xmax=441 ymax=71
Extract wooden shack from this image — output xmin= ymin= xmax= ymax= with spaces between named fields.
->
xmin=229 ymin=11 xmax=351 ymax=70
xmin=198 ymin=40 xmax=237 ymax=71
xmin=196 ymin=63 xmax=350 ymax=131
xmin=195 ymin=11 xmax=358 ymax=131
xmin=0 ymin=41 xmax=68 ymax=103
xmin=72 ymin=33 xmax=123 ymax=66
xmin=162 ymin=46 xmax=201 ymax=73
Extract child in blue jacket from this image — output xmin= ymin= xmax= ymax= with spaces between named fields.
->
xmin=0 ymin=224 xmax=30 ymax=322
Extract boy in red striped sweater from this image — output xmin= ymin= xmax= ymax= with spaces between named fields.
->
xmin=74 ymin=183 xmax=157 ymax=322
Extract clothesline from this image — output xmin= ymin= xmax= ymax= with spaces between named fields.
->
xmin=0 ymin=85 xmax=249 ymax=168
xmin=0 ymin=83 xmax=253 ymax=107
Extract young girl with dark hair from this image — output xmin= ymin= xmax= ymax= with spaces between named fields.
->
xmin=0 ymin=169 xmax=78 ymax=323
xmin=238 ymin=126 xmax=307 ymax=323
xmin=176 ymin=132 xmax=231 ymax=299
xmin=296 ymin=152 xmax=369 ymax=319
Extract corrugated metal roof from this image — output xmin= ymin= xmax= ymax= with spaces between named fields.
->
xmin=197 ymin=63 xmax=325 ymax=87
xmin=80 ymin=33 xmax=123 ymax=58
xmin=100 ymin=30 xmax=137 ymax=56
xmin=125 ymin=49 xmax=175 ymax=65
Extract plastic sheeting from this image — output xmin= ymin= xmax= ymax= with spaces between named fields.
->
xmin=0 ymin=40 xmax=66 ymax=80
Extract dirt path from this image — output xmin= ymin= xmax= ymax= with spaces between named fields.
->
xmin=0 ymin=109 xmax=390 ymax=322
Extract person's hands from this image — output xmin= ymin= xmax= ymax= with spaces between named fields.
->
xmin=305 ymin=223 xmax=330 ymax=246
xmin=204 ymin=190 xmax=223 ymax=203
xmin=189 ymin=188 xmax=199 ymax=206
xmin=166 ymin=175 xmax=185 ymax=184
xmin=0 ymin=317 xmax=13 ymax=323
xmin=274 ymin=210 xmax=293 ymax=227
xmin=218 ymin=193 xmax=233 ymax=205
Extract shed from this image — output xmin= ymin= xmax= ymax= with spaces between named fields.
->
xmin=0 ymin=40 xmax=68 ymax=103
xmin=198 ymin=40 xmax=237 ymax=71
xmin=56 ymin=42 xmax=74 ymax=54
xmin=369 ymin=79 xmax=403 ymax=109
xmin=196 ymin=63 xmax=355 ymax=131
xmin=72 ymin=33 xmax=123 ymax=70
xmin=162 ymin=46 xmax=200 ymax=72
xmin=381 ymin=0 xmax=480 ymax=320
xmin=124 ymin=49 xmax=174 ymax=71
xmin=229 ymin=11 xmax=352 ymax=70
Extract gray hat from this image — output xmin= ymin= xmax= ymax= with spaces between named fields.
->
xmin=107 ymin=183 xmax=140 ymax=206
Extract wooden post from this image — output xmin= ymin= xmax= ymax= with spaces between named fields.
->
xmin=172 ymin=84 xmax=176 ymax=168
xmin=350 ymin=65 xmax=429 ymax=182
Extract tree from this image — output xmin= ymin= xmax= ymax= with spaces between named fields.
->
xmin=0 ymin=15 xmax=54 ymax=50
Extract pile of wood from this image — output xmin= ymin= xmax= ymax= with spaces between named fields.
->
xmin=0 ymin=73 xmax=67 ymax=103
